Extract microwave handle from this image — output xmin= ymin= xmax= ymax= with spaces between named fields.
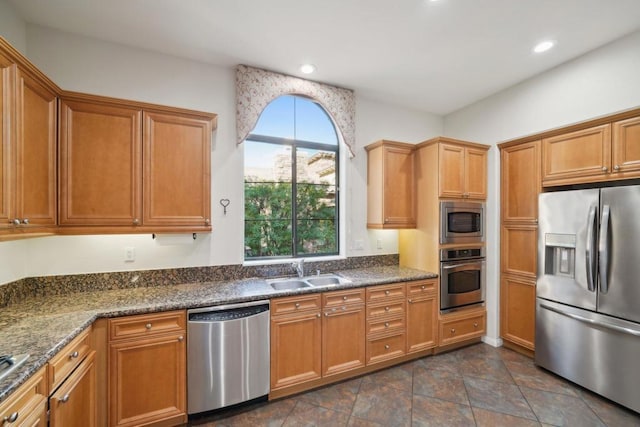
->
xmin=442 ymin=262 xmax=482 ymax=270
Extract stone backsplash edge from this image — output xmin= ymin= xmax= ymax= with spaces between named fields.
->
xmin=0 ymin=254 xmax=399 ymax=307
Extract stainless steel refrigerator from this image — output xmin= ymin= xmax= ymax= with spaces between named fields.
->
xmin=536 ymin=185 xmax=640 ymax=413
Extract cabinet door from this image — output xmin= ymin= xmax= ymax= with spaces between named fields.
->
xmin=501 ymin=141 xmax=541 ymax=223
xmin=322 ymin=304 xmax=366 ymax=376
xmin=612 ymin=116 xmax=640 ymax=177
xmin=59 ymin=99 xmax=142 ymax=226
xmin=501 ymin=224 xmax=537 ymax=279
xmin=270 ymin=311 xmax=322 ymax=390
xmin=382 ymin=144 xmax=415 ymax=227
xmin=109 ymin=334 xmax=186 ymax=427
xmin=438 ymin=143 xmax=465 ymax=198
xmin=464 ymin=147 xmax=488 ymax=199
xmin=143 ymin=112 xmax=211 ymax=228
xmin=406 ymin=295 xmax=437 ymax=353
xmin=50 ymin=351 xmax=97 ymax=427
xmin=542 ymin=124 xmax=611 ymax=186
xmin=501 ymin=275 xmax=535 ymax=351
xmin=15 ymin=69 xmax=57 ymax=227
xmin=0 ymin=53 xmax=14 ymax=227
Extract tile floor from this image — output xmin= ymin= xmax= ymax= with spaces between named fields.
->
xmin=188 ymin=343 xmax=640 ymax=427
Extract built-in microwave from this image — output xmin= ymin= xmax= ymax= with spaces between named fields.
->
xmin=440 ymin=201 xmax=485 ymax=245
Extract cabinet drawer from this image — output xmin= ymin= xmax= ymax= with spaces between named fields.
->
xmin=109 ymin=310 xmax=185 ymax=341
xmin=366 ymin=300 xmax=405 ymax=319
xmin=48 ymin=326 xmax=91 ymax=393
xmin=366 ymin=283 xmax=405 ymax=303
xmin=366 ymin=332 xmax=406 ymax=365
xmin=0 ymin=366 xmax=47 ymax=425
xmin=366 ymin=315 xmax=405 ymax=336
xmin=407 ymin=280 xmax=436 ymax=296
xmin=439 ymin=310 xmax=486 ymax=346
xmin=271 ymin=294 xmax=322 ymax=316
xmin=323 ymin=289 xmax=365 ymax=308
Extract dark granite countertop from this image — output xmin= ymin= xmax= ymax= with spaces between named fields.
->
xmin=0 ymin=265 xmax=436 ymax=402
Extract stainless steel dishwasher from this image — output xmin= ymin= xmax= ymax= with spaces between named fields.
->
xmin=187 ymin=300 xmax=270 ymax=414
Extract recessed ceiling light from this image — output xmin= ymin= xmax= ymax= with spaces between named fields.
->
xmin=533 ymin=40 xmax=555 ymax=53
xmin=300 ymin=64 xmax=316 ymax=74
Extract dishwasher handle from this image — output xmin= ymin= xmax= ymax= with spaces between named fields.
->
xmin=189 ymin=301 xmax=269 ymax=322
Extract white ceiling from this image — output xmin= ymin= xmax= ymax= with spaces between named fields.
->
xmin=8 ymin=0 xmax=640 ymax=115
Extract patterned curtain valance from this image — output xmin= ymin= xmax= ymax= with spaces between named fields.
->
xmin=236 ymin=64 xmax=356 ymax=157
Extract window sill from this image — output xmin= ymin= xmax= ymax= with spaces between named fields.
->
xmin=243 ymin=254 xmax=346 ymax=267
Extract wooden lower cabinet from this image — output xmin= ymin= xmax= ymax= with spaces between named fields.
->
xmin=0 ymin=366 xmax=47 ymax=427
xmin=270 ymin=309 xmax=322 ymax=390
xmin=322 ymin=298 xmax=366 ymax=377
xmin=49 ymin=351 xmax=97 ymax=427
xmin=439 ymin=307 xmax=486 ymax=347
xmin=108 ymin=311 xmax=186 ymax=427
xmin=501 ymin=275 xmax=536 ymax=351
xmin=406 ymin=294 xmax=437 ymax=353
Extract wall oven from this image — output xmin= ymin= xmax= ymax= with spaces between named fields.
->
xmin=440 ymin=201 xmax=485 ymax=244
xmin=440 ymin=247 xmax=485 ymax=312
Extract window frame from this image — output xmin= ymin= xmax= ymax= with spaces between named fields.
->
xmin=243 ymin=99 xmax=341 ymax=261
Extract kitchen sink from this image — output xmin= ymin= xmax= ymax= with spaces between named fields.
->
xmin=269 ymin=280 xmax=312 ymax=290
xmin=267 ymin=274 xmax=351 ymax=291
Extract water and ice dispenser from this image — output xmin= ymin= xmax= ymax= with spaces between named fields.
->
xmin=544 ymin=233 xmax=576 ymax=278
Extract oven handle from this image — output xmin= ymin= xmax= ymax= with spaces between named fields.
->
xmin=441 ymin=262 xmax=482 ymax=270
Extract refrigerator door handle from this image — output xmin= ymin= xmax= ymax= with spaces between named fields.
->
xmin=585 ymin=205 xmax=597 ymax=292
xmin=599 ymin=205 xmax=611 ymax=294
xmin=540 ymin=302 xmax=640 ymax=337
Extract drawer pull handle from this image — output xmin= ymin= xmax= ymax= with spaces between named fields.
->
xmin=60 ymin=394 xmax=70 ymax=403
xmin=3 ymin=412 xmax=18 ymax=423
xmin=385 ymin=290 xmax=390 ymax=295
xmin=451 ymin=328 xmax=456 ymax=334
xmin=384 ymin=344 xmax=390 ymax=350
xmin=385 ymin=306 xmax=390 ymax=312
xmin=384 ymin=322 xmax=390 ymax=328
xmin=145 ymin=323 xmax=152 ymax=329
xmin=69 ymin=351 xmax=79 ymax=359
xmin=178 ymin=336 xmax=184 ymax=342
xmin=295 ymin=303 xmax=300 ymax=308
xmin=473 ymin=322 xmax=478 ymax=328
xmin=343 ymin=296 xmax=348 ymax=301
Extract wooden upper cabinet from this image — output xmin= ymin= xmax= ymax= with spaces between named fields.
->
xmin=59 ymin=97 xmax=142 ymax=227
xmin=366 ymin=140 xmax=416 ymax=229
xmin=438 ymin=141 xmax=488 ymax=200
xmin=612 ymin=116 xmax=640 ymax=175
xmin=143 ymin=111 xmax=212 ymax=227
xmin=15 ymin=68 xmax=57 ymax=227
xmin=501 ymin=140 xmax=541 ymax=223
xmin=0 ymin=52 xmax=13 ymax=228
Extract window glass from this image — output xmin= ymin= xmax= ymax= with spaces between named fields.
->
xmin=244 ymin=96 xmax=339 ymax=260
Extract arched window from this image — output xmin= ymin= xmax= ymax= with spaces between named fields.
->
xmin=244 ymin=95 xmax=339 ymax=260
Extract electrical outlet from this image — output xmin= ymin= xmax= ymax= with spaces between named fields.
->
xmin=124 ymin=247 xmax=136 ymax=262
xmin=377 ymin=239 xmax=383 ymax=249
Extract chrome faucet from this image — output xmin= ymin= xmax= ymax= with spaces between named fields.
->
xmin=292 ymin=259 xmax=304 ymax=278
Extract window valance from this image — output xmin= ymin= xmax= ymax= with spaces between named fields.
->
xmin=236 ymin=64 xmax=356 ymax=156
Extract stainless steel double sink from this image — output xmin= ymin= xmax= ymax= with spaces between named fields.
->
xmin=267 ymin=274 xmax=351 ymax=291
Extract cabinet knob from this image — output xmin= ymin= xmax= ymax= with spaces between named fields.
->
xmin=316 ymin=313 xmax=321 ymax=318
xmin=205 ymin=218 xmax=210 ymax=225
xmin=69 ymin=351 xmax=79 ymax=359
xmin=384 ymin=322 xmax=390 ymax=328
xmin=451 ymin=328 xmax=456 ymax=334
xmin=178 ymin=336 xmax=184 ymax=342
xmin=21 ymin=218 xmax=29 ymax=225
xmin=473 ymin=322 xmax=478 ymax=328
xmin=295 ymin=303 xmax=300 ymax=308
xmin=408 ymin=299 xmax=413 ymax=304
xmin=602 ymin=166 xmax=608 ymax=172
xmin=342 ymin=296 xmax=348 ymax=301
xmin=421 ymin=285 xmax=426 ymax=290
xmin=133 ymin=218 xmax=140 ymax=225
xmin=11 ymin=219 xmax=20 ymax=226
xmin=324 ymin=312 xmax=329 ymax=317
xmin=60 ymin=394 xmax=70 ymax=403
xmin=145 ymin=323 xmax=152 ymax=329
xmin=613 ymin=165 xmax=620 ymax=171
xmin=3 ymin=412 xmax=18 ymax=423
xmin=385 ymin=306 xmax=390 ymax=312
xmin=385 ymin=290 xmax=390 ymax=295
xmin=384 ymin=344 xmax=390 ymax=350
